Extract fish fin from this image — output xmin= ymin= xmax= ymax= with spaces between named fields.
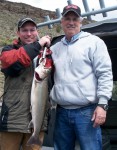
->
xmin=27 ymin=135 xmax=42 ymax=146
xmin=28 ymin=120 xmax=34 ymax=129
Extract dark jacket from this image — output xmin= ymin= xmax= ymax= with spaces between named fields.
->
xmin=0 ymin=39 xmax=49 ymax=133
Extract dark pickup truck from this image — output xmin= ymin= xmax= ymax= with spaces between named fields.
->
xmin=43 ymin=18 xmax=117 ymax=150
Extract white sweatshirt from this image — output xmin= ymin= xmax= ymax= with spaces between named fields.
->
xmin=50 ymin=31 xmax=113 ymax=109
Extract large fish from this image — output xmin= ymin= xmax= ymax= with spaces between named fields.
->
xmin=27 ymin=47 xmax=52 ymax=146
xmin=27 ymin=75 xmax=48 ymax=146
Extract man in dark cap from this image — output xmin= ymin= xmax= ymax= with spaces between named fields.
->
xmin=50 ymin=4 xmax=113 ymax=150
xmin=0 ymin=17 xmax=51 ymax=150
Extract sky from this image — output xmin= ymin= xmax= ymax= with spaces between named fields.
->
xmin=8 ymin=0 xmax=117 ymax=21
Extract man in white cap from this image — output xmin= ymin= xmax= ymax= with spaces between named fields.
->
xmin=50 ymin=4 xmax=113 ymax=150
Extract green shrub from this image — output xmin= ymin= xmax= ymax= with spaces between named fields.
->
xmin=0 ymin=37 xmax=16 ymax=46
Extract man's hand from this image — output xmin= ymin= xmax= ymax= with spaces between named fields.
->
xmin=39 ymin=35 xmax=51 ymax=48
xmin=35 ymin=48 xmax=53 ymax=81
xmin=35 ymin=59 xmax=52 ymax=81
xmin=91 ymin=106 xmax=107 ymax=127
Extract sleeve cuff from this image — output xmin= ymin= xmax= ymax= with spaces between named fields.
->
xmin=98 ymin=97 xmax=108 ymax=105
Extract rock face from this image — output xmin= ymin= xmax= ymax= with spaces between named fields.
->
xmin=0 ymin=1 xmax=55 ymax=18
xmin=0 ymin=0 xmax=62 ymax=46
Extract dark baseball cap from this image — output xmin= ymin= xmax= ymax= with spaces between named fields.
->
xmin=62 ymin=4 xmax=81 ymax=17
xmin=18 ymin=17 xmax=37 ymax=29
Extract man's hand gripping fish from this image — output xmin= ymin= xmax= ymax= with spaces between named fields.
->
xmin=27 ymin=47 xmax=53 ymax=146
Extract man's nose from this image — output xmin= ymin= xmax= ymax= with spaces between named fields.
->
xmin=69 ymin=20 xmax=74 ymax=25
xmin=27 ymin=31 xmax=31 ymax=35
xmin=68 ymin=19 xmax=75 ymax=23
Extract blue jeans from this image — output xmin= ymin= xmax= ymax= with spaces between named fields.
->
xmin=54 ymin=104 xmax=102 ymax=150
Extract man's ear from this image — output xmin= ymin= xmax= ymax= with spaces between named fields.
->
xmin=80 ymin=24 xmax=82 ymax=28
xmin=79 ymin=17 xmax=83 ymax=28
xmin=80 ymin=17 xmax=83 ymax=22
xmin=37 ymin=33 xmax=40 ymax=41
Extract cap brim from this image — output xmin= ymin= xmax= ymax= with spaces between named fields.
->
xmin=62 ymin=9 xmax=80 ymax=17
xmin=19 ymin=20 xmax=37 ymax=28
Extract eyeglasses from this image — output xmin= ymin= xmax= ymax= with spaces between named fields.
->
xmin=63 ymin=17 xmax=80 ymax=22
xmin=20 ymin=28 xmax=37 ymax=33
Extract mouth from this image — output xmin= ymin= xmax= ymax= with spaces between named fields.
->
xmin=25 ymin=37 xmax=33 ymax=40
xmin=25 ymin=38 xmax=34 ymax=41
xmin=67 ymin=26 xmax=75 ymax=29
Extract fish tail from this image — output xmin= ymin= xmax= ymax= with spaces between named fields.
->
xmin=27 ymin=135 xmax=42 ymax=146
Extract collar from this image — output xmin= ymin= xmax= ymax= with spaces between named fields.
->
xmin=63 ymin=31 xmax=82 ymax=45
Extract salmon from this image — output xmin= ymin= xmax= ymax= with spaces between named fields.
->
xmin=27 ymin=47 xmax=52 ymax=146
xmin=27 ymin=74 xmax=48 ymax=146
